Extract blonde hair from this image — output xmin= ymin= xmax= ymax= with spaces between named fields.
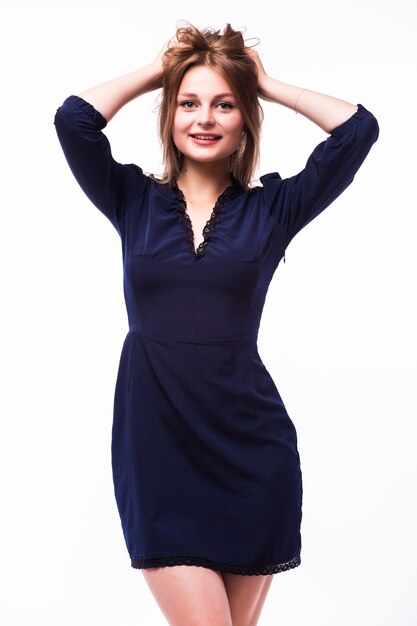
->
xmin=158 ymin=23 xmax=263 ymax=189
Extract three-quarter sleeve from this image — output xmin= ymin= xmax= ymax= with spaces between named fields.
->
xmin=54 ymin=95 xmax=147 ymax=230
xmin=261 ymin=104 xmax=379 ymax=242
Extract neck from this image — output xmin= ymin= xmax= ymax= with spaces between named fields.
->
xmin=176 ymin=159 xmax=233 ymax=200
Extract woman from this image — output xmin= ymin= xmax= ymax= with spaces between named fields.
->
xmin=54 ymin=23 xmax=379 ymax=626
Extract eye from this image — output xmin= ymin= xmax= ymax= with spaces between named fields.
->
xmin=216 ymin=102 xmax=235 ymax=110
xmin=178 ymin=100 xmax=196 ymax=109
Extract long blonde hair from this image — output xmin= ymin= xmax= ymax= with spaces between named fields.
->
xmin=158 ymin=23 xmax=263 ymax=190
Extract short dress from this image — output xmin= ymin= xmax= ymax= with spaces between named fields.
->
xmin=54 ymin=96 xmax=379 ymax=575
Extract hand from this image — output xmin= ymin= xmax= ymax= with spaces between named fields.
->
xmin=154 ymin=37 xmax=175 ymax=65
xmin=245 ymin=47 xmax=273 ymax=102
xmin=154 ymin=36 xmax=188 ymax=67
xmin=149 ymin=37 xmax=178 ymax=89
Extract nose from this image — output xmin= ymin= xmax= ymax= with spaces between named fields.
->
xmin=197 ymin=105 xmax=215 ymax=126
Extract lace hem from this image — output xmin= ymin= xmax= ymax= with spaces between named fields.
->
xmin=131 ymin=554 xmax=301 ymax=576
xmin=174 ymin=180 xmax=240 ymax=259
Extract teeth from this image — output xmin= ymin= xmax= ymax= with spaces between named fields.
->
xmin=193 ymin=135 xmax=219 ymax=140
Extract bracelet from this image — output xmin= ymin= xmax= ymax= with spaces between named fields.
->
xmin=294 ymin=88 xmax=306 ymax=114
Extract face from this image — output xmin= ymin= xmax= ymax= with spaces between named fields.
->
xmin=172 ymin=64 xmax=244 ymax=167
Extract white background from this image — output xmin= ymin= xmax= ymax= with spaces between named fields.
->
xmin=1 ymin=0 xmax=416 ymax=624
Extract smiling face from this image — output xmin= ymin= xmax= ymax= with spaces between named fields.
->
xmin=172 ymin=64 xmax=245 ymax=168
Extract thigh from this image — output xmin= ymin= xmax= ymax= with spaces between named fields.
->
xmin=142 ymin=565 xmax=233 ymax=626
xmin=221 ymin=572 xmax=275 ymax=626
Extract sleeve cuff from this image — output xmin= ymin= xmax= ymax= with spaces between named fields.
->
xmin=62 ymin=94 xmax=108 ymax=130
xmin=330 ymin=103 xmax=376 ymax=139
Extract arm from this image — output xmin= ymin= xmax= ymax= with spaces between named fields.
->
xmin=247 ymin=49 xmax=357 ymax=133
xmin=54 ymin=46 xmax=168 ymax=227
xmin=247 ymin=49 xmax=379 ymax=243
xmin=77 ymin=58 xmax=163 ymax=122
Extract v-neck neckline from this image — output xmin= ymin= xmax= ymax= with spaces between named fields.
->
xmin=173 ymin=180 xmax=242 ymax=259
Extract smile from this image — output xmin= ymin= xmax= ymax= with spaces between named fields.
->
xmin=190 ymin=134 xmax=222 ymax=146
xmin=191 ymin=134 xmax=222 ymax=140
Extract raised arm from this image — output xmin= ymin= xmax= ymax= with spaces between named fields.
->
xmin=246 ymin=48 xmax=379 ymax=244
xmin=54 ymin=45 xmax=169 ymax=228
xmin=247 ymin=48 xmax=358 ymax=133
xmin=77 ymin=56 xmax=164 ymax=122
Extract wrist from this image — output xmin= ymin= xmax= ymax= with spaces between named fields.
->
xmin=140 ymin=61 xmax=163 ymax=92
xmin=257 ymin=75 xmax=277 ymax=103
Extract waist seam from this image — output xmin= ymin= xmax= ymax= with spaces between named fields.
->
xmin=127 ymin=327 xmax=257 ymax=345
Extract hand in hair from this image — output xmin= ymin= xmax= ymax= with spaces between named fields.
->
xmin=245 ymin=47 xmax=271 ymax=102
xmin=245 ymin=46 xmax=357 ymax=130
xmin=154 ymin=36 xmax=185 ymax=64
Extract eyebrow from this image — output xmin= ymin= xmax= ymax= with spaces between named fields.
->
xmin=177 ymin=92 xmax=236 ymax=99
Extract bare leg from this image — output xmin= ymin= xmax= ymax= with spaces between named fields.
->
xmin=221 ymin=572 xmax=275 ymax=626
xmin=142 ymin=565 xmax=233 ymax=626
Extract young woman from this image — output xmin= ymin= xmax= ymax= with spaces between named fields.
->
xmin=54 ymin=23 xmax=379 ymax=626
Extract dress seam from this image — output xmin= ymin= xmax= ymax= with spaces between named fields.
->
xmin=127 ymin=328 xmax=258 ymax=344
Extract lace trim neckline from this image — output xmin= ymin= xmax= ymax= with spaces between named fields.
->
xmin=173 ymin=179 xmax=242 ymax=259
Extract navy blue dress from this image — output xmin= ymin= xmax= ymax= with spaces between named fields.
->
xmin=54 ymin=95 xmax=379 ymax=575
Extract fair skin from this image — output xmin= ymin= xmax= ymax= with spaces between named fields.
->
xmin=141 ymin=565 xmax=274 ymax=626
xmin=78 ymin=45 xmax=357 ymax=258
xmin=172 ymin=64 xmax=245 ymax=251
xmin=77 ymin=34 xmax=358 ymax=626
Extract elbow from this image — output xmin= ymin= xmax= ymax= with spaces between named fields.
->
xmin=54 ymin=100 xmax=72 ymax=133
xmin=367 ymin=112 xmax=380 ymax=144
xmin=362 ymin=108 xmax=380 ymax=145
xmin=372 ymin=115 xmax=380 ymax=143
